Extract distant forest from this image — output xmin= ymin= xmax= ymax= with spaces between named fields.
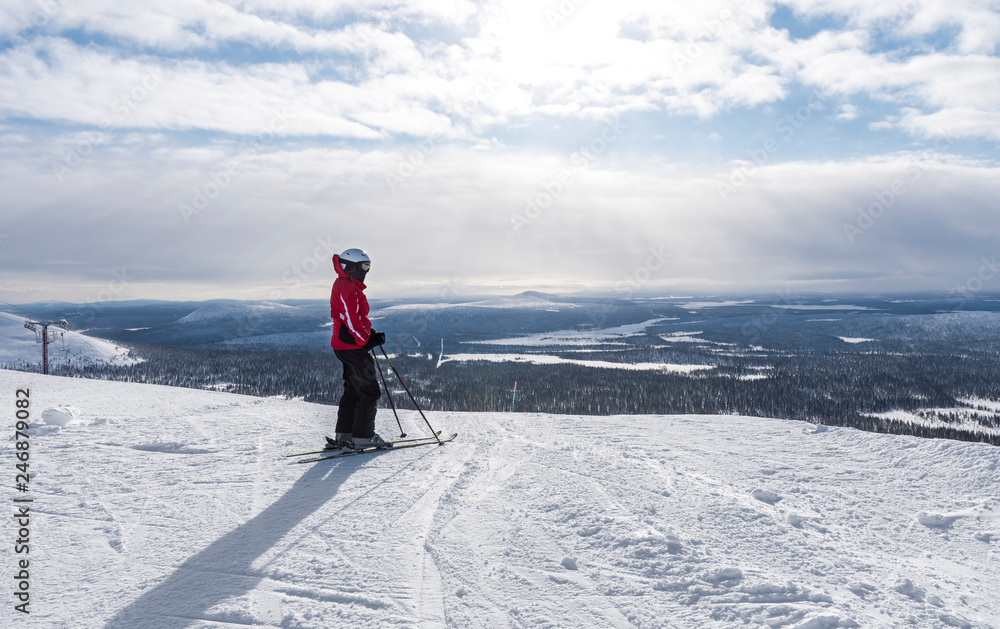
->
xmin=16 ymin=339 xmax=1000 ymax=447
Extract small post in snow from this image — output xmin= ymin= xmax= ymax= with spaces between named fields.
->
xmin=510 ymin=381 xmax=517 ymax=413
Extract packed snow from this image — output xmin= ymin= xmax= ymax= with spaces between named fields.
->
xmin=2 ymin=369 xmax=998 ymax=628
xmin=838 ymin=337 xmax=874 ymax=344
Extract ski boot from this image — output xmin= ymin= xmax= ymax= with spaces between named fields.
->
xmin=349 ymin=433 xmax=393 ymax=450
xmin=324 ymin=433 xmax=354 ymax=451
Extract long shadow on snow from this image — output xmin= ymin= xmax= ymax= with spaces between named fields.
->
xmin=104 ymin=454 xmax=373 ymax=628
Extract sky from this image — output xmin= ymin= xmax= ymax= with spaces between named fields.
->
xmin=0 ymin=0 xmax=998 ymax=303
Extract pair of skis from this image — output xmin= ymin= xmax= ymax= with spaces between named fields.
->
xmin=285 ymin=347 xmax=451 ymax=464
xmin=284 ymin=432 xmax=457 ymax=464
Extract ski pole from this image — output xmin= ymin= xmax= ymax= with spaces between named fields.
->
xmin=372 ymin=349 xmax=406 ymax=438
xmin=378 ymin=345 xmax=443 ymax=445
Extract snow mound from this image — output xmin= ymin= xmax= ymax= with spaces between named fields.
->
xmin=917 ymin=512 xmax=964 ymax=528
xmin=703 ymin=567 xmax=743 ymax=584
xmin=846 ymin=582 xmax=877 ymax=597
xmin=938 ymin=613 xmax=974 ymax=628
xmin=752 ymin=489 xmax=783 ymax=504
xmin=42 ymin=405 xmax=82 ymax=427
xmin=894 ymin=577 xmax=926 ymax=601
xmin=792 ymin=614 xmax=860 ymax=629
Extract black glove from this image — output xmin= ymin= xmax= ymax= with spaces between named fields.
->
xmin=364 ymin=330 xmax=386 ymax=350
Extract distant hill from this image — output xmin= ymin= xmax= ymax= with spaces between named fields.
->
xmin=111 ymin=300 xmax=331 ymax=348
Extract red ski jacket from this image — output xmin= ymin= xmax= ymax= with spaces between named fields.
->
xmin=330 ymin=254 xmax=372 ymax=350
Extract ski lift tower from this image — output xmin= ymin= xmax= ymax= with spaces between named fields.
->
xmin=24 ymin=319 xmax=69 ymax=375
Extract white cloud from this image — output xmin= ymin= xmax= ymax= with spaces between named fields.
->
xmin=784 ymin=0 xmax=1000 ymax=53
xmin=788 ymin=44 xmax=1000 ymax=138
xmin=894 ymin=107 xmax=1000 ymax=140
xmin=834 ymin=103 xmax=858 ymax=120
xmin=2 ymin=133 xmax=998 ymax=300
xmin=1 ymin=1 xmax=995 ymax=141
xmin=0 ymin=0 xmax=478 ymax=51
xmin=0 ymin=2 xmax=789 ymax=135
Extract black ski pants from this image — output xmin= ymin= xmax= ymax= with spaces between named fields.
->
xmin=334 ymin=348 xmax=381 ymax=439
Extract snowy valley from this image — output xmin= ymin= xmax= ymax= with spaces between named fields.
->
xmin=5 ymin=294 xmax=1000 ymax=445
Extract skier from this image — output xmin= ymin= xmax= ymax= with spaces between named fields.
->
xmin=325 ymin=248 xmax=389 ymax=451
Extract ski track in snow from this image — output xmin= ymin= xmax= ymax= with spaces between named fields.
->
xmin=2 ymin=369 xmax=999 ymax=628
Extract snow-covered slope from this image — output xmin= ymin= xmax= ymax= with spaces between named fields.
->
xmin=0 ymin=311 xmax=138 ymax=367
xmin=176 ymin=301 xmax=299 ymax=325
xmin=2 ymin=369 xmax=998 ymax=629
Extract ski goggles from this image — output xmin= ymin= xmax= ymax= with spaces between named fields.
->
xmin=359 ymin=261 xmax=371 ymax=271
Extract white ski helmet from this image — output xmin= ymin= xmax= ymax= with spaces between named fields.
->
xmin=339 ymin=248 xmax=371 ymax=272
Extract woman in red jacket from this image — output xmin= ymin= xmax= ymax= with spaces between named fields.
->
xmin=326 ymin=248 xmax=389 ymax=450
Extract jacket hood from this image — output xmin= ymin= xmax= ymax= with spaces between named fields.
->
xmin=332 ymin=254 xmax=366 ymax=288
